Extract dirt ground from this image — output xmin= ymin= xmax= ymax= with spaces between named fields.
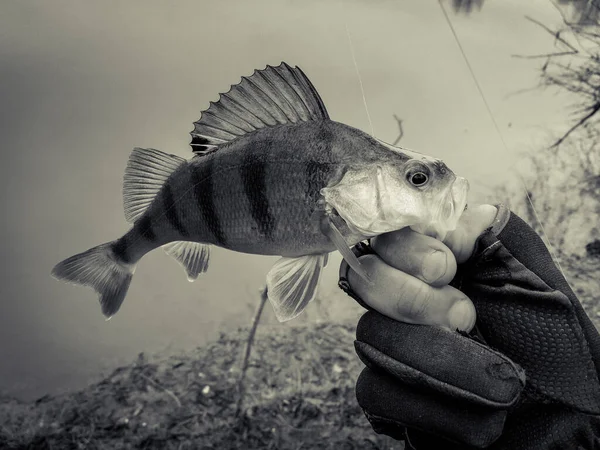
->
xmin=1 ymin=253 xmax=598 ymax=450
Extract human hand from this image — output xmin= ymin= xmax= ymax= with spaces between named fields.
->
xmin=341 ymin=204 xmax=497 ymax=331
xmin=339 ymin=204 xmax=600 ymax=449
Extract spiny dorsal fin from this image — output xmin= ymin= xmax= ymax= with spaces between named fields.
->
xmin=123 ymin=148 xmax=186 ymax=223
xmin=190 ymin=62 xmax=330 ymax=155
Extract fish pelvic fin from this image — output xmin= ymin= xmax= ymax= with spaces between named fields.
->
xmin=163 ymin=241 xmax=210 ymax=281
xmin=123 ymin=148 xmax=186 ymax=223
xmin=265 ymin=253 xmax=328 ymax=322
xmin=190 ymin=62 xmax=330 ymax=155
xmin=51 ymin=241 xmax=136 ymax=318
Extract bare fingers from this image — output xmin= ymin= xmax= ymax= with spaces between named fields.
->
xmin=347 ymin=254 xmax=476 ymax=332
xmin=370 ymin=228 xmax=457 ymax=288
xmin=343 ymin=205 xmax=499 ymax=331
xmin=444 ymin=204 xmax=498 ymax=264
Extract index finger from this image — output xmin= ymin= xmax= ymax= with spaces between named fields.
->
xmin=346 ymin=254 xmax=476 ymax=332
xmin=370 ymin=229 xmax=457 ymax=287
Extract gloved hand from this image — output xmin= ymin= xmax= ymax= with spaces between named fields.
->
xmin=339 ymin=204 xmax=600 ymax=449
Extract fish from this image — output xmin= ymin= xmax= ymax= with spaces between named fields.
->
xmin=51 ymin=62 xmax=469 ymax=322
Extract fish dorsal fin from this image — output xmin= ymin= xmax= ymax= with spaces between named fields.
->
xmin=190 ymin=62 xmax=330 ymax=155
xmin=123 ymin=148 xmax=186 ymax=223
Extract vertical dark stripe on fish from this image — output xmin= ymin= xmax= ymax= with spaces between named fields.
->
xmin=241 ymin=154 xmax=275 ymax=239
xmin=112 ymin=236 xmax=131 ymax=264
xmin=163 ymin=181 xmax=188 ymax=238
xmin=192 ymin=158 xmax=227 ymax=246
xmin=305 ymin=124 xmax=334 ymax=207
xmin=137 ymin=215 xmax=157 ymax=242
xmin=305 ymin=161 xmax=332 ymax=205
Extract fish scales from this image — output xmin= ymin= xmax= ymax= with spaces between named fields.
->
xmin=193 ymin=121 xmax=348 ymax=256
xmin=205 ymin=148 xmax=259 ymax=249
xmin=51 ymin=62 xmax=470 ymax=322
xmin=162 ymin=179 xmax=189 ymax=239
xmin=119 ymin=122 xmax=340 ymax=256
xmin=116 ymin=158 xmax=218 ymax=260
xmin=190 ymin=155 xmax=227 ymax=246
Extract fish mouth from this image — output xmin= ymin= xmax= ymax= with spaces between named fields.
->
xmin=427 ymin=176 xmax=469 ymax=240
xmin=445 ymin=176 xmax=470 ymax=228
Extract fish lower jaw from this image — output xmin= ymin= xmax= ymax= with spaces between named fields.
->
xmin=346 ymin=219 xmax=411 ymax=237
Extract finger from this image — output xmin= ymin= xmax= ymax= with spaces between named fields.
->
xmin=348 ymin=254 xmax=476 ymax=331
xmin=444 ymin=204 xmax=498 ymax=264
xmin=370 ymin=228 xmax=457 ymax=287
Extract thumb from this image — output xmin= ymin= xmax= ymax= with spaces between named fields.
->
xmin=444 ymin=204 xmax=498 ymax=264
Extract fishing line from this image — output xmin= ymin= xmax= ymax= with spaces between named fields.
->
xmin=437 ymin=0 xmax=571 ymax=281
xmin=340 ymin=0 xmax=375 ymax=137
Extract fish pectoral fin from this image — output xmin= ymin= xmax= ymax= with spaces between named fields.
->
xmin=266 ymin=254 xmax=328 ymax=322
xmin=324 ymin=215 xmax=371 ymax=284
xmin=163 ymin=241 xmax=210 ymax=281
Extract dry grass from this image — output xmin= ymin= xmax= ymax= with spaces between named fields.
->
xmin=0 ymin=323 xmax=403 ymax=450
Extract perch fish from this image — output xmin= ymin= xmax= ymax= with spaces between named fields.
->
xmin=51 ymin=62 xmax=469 ymax=322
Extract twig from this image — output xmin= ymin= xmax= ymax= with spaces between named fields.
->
xmin=391 ymin=114 xmax=404 ymax=145
xmin=548 ymin=0 xmax=600 ymax=30
xmin=551 ymin=103 xmax=600 ymax=148
xmin=235 ymin=285 xmax=269 ymax=418
xmin=139 ymin=372 xmax=182 ymax=407
xmin=524 ymin=15 xmax=580 ymax=53
xmin=512 ymin=51 xmax=579 ymax=59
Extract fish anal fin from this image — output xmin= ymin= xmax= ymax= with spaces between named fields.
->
xmin=190 ymin=62 xmax=330 ymax=155
xmin=123 ymin=148 xmax=186 ymax=223
xmin=163 ymin=241 xmax=210 ymax=281
xmin=265 ymin=254 xmax=328 ymax=322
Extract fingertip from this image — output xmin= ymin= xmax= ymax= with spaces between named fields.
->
xmin=372 ymin=229 xmax=457 ymax=285
xmin=447 ymin=299 xmax=477 ymax=332
xmin=422 ymin=249 xmax=457 ymax=287
xmin=447 ymin=204 xmax=498 ymax=263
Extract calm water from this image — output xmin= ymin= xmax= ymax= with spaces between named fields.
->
xmin=0 ymin=0 xmax=572 ymax=401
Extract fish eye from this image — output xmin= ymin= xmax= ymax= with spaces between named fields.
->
xmin=407 ymin=170 xmax=429 ymax=187
xmin=411 ymin=172 xmax=428 ymax=186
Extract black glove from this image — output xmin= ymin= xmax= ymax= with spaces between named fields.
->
xmin=340 ymin=205 xmax=600 ymax=449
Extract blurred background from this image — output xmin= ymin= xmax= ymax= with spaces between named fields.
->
xmin=0 ymin=0 xmax=598 ymax=412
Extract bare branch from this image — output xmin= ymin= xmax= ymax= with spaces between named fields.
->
xmin=550 ymin=0 xmax=600 ymax=28
xmin=392 ymin=114 xmax=404 ymax=145
xmin=512 ymin=51 xmax=579 ymax=59
xmin=525 ymin=16 xmax=580 ymax=53
xmin=235 ymin=285 xmax=269 ymax=418
xmin=516 ymin=13 xmax=600 ymax=147
xmin=551 ymin=103 xmax=600 ymax=147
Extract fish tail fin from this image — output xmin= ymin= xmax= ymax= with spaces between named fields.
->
xmin=51 ymin=241 xmax=136 ymax=318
